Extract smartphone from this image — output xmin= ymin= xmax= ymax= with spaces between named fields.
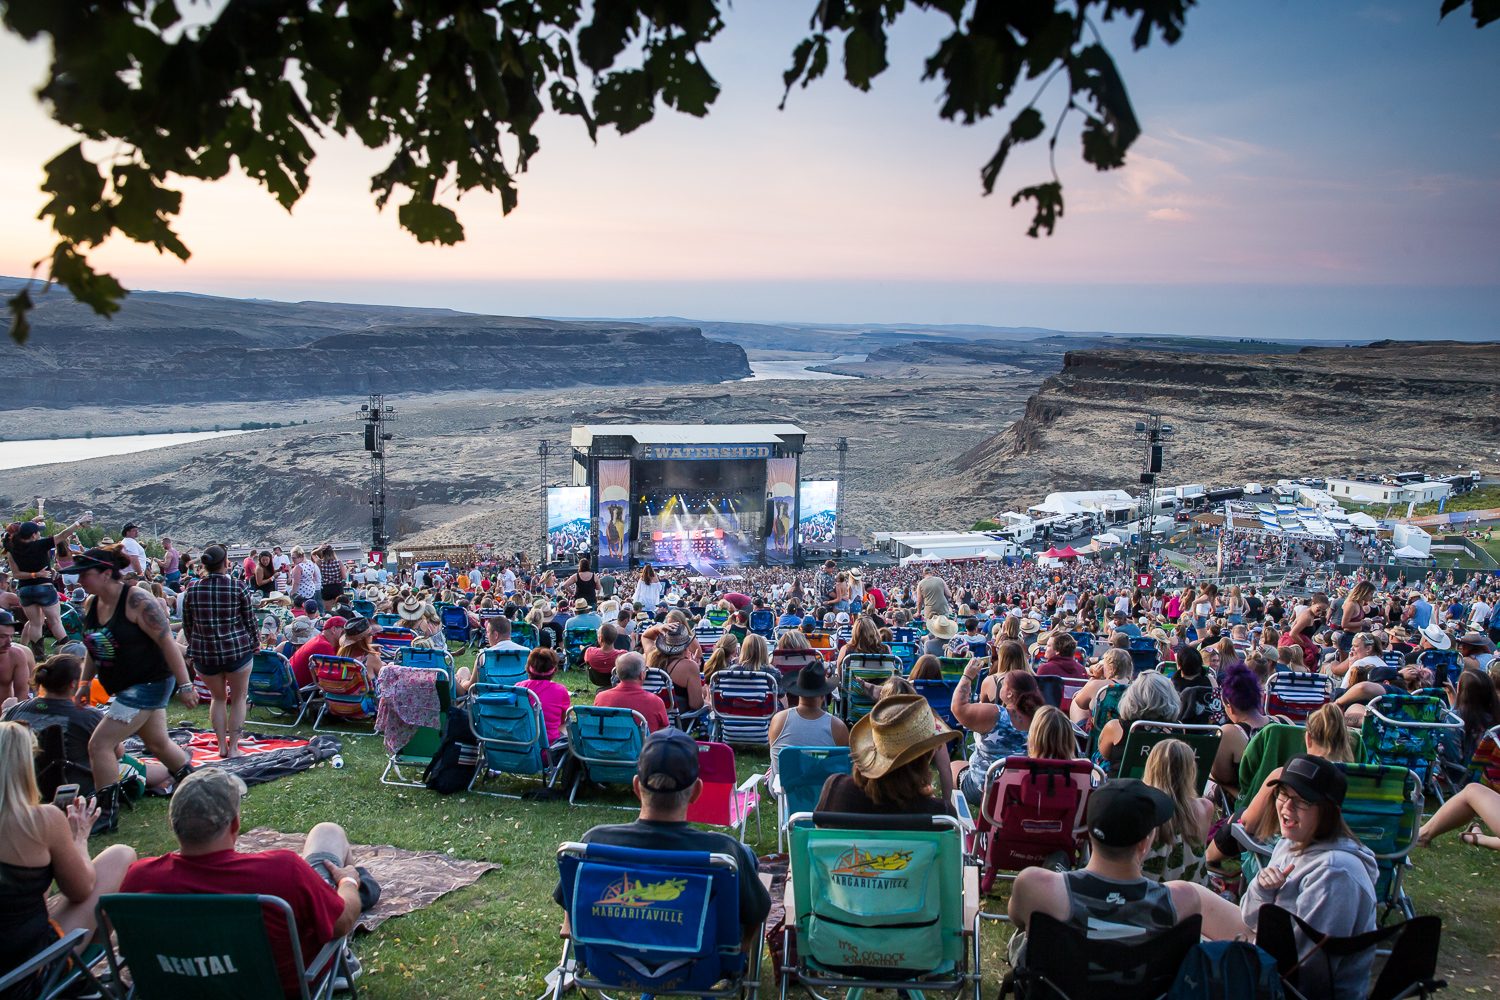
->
xmin=1432 ymin=660 xmax=1449 ymax=687
xmin=52 ymin=783 xmax=79 ymax=809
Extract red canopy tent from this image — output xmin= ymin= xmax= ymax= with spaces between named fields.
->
xmin=1055 ymin=545 xmax=1082 ymax=559
xmin=1041 ymin=547 xmax=1063 ymax=558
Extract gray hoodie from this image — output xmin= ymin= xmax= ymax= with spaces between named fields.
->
xmin=1240 ymin=836 xmax=1379 ymax=1000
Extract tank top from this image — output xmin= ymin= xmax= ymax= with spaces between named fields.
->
xmin=83 ymin=589 xmax=171 ymax=694
xmin=0 ymin=859 xmax=59 ymax=980
xmin=1061 ymin=870 xmax=1178 ymax=941
xmin=770 ymin=709 xmax=836 ymax=779
xmin=1142 ymin=831 xmax=1208 ymax=885
xmin=574 ymin=573 xmax=597 ymax=606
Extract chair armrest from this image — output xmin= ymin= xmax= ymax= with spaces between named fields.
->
xmin=737 ymin=772 xmax=765 ymax=796
xmin=0 ymin=928 xmax=88 ymax=992
xmin=950 ymin=789 xmax=976 ymax=836
xmin=304 ymin=934 xmax=348 ymax=982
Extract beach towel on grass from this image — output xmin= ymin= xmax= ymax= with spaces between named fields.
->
xmin=236 ymin=826 xmax=498 ymax=933
xmin=375 ymin=665 xmax=444 ymax=755
xmin=122 ymin=726 xmax=340 ymax=786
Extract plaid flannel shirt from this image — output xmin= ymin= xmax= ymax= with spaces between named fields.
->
xmin=182 ymin=573 xmax=257 ymax=669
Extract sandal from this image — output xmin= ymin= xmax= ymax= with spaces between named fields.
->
xmin=1460 ymin=822 xmax=1483 ymax=847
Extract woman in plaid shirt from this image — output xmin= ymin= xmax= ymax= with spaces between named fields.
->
xmin=181 ymin=545 xmax=257 ymax=758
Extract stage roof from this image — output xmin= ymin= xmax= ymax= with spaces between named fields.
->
xmin=572 ymin=423 xmax=806 ymax=447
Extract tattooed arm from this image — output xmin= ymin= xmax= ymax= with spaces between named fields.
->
xmin=127 ymin=585 xmax=197 ymax=706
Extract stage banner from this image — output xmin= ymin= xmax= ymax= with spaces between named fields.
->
xmin=597 ymin=460 xmax=631 ymax=568
xmin=798 ymin=480 xmax=839 ymax=546
xmin=547 ymin=486 xmax=591 ymax=561
xmin=764 ymin=457 xmax=797 ymax=565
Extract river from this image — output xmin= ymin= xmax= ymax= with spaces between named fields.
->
xmin=737 ymin=354 xmax=866 ymax=381
xmin=0 ymin=430 xmax=250 ymax=472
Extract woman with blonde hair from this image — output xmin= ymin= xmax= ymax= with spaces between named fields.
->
xmin=1069 ymin=647 xmax=1134 ymax=725
xmin=701 ymin=632 xmax=740 ymax=686
xmin=776 ymin=629 xmax=812 ymax=651
xmin=1027 ymin=704 xmax=1080 ymax=761
xmin=1141 ymin=738 xmax=1214 ymax=884
xmin=980 ymin=639 xmax=1028 ymax=704
xmin=1094 ymin=671 xmax=1181 ymax=774
xmin=0 ymin=722 xmax=136 ymax=985
xmin=737 ymin=633 xmax=772 ymax=674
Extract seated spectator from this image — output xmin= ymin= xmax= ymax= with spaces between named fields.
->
xmin=642 ymin=621 xmax=703 ymax=716
xmin=593 ymin=652 xmax=670 ymax=733
xmin=1094 ymin=672 xmax=1181 ymax=775
xmin=1026 ymin=704 xmax=1079 ymax=760
xmin=1036 ymin=633 xmax=1086 ymax=679
xmin=120 ymin=769 xmax=367 ymax=995
xmin=701 ymin=633 xmax=740 ymax=687
xmin=0 ymin=721 xmax=136 ymax=985
xmin=768 ymin=663 xmax=848 ymax=783
xmin=336 ymin=617 xmax=384 ymax=682
xmin=980 ymin=639 xmax=1029 ymax=704
xmin=1417 ymin=780 xmax=1500 ymax=852
xmin=1210 ymin=664 xmax=1272 ymax=800
xmin=735 ymin=633 xmax=773 ymax=675
xmin=1277 ymin=643 xmax=1307 ymax=672
xmin=289 ymin=616 xmax=345 ymax=688
xmin=1331 ymin=631 xmax=1385 ymax=688
xmin=517 ymin=648 xmax=571 ymax=745
xmin=277 ymin=615 xmax=319 ymax=663
xmin=1170 ymin=647 xmax=1214 ymax=694
xmin=1008 ymin=779 xmax=1249 ymax=967
xmin=583 ymin=623 xmax=623 ymax=688
xmin=1239 ymin=756 xmax=1378 ymax=1000
xmin=553 ymin=728 xmax=771 ymax=952
xmin=453 ymin=615 xmax=530 ymax=695
xmin=1069 ymin=647 xmax=1133 ymax=725
xmin=1141 ymin=739 xmax=1214 ymax=885
xmin=776 ymin=601 xmax=803 ymax=629
xmin=816 ymin=695 xmax=959 ymax=816
xmin=951 ymin=665 xmax=1044 ymax=805
xmin=1111 ymin=609 xmax=1143 ymax=638
xmin=776 ymin=628 xmax=812 ymax=652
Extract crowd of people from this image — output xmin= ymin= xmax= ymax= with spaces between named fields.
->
xmin=0 ymin=506 xmax=1498 ymax=998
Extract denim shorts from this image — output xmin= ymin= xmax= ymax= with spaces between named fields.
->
xmin=17 ymin=582 xmax=58 ymax=608
xmin=112 ymin=677 xmax=176 ymax=711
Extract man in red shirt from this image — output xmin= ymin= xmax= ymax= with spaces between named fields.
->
xmin=582 ymin=622 xmax=624 ymax=687
xmin=1036 ymin=632 xmax=1088 ymax=679
xmin=593 ymin=652 xmax=669 ymax=731
xmin=119 ymin=769 xmax=364 ymax=994
xmin=288 ymin=616 xmax=346 ymax=686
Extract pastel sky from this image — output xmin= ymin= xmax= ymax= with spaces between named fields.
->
xmin=1 ymin=1 xmax=1497 ymax=337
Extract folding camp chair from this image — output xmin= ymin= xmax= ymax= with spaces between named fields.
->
xmin=397 ymin=645 xmax=455 ymax=678
xmin=839 ymin=653 xmax=900 ymax=724
xmin=0 ymin=928 xmax=110 ymax=1000
xmin=770 ymin=648 xmax=822 ymax=684
xmin=509 ymin=619 xmax=540 ymax=649
xmin=704 ymin=608 xmax=730 ymax=627
xmin=1057 ymin=676 xmax=1088 ymax=714
xmin=770 ymin=746 xmax=851 ymax=852
xmin=750 ymin=608 xmax=776 ymax=637
xmin=684 ymin=741 xmax=763 ymax=843
xmin=1035 ymin=675 xmax=1064 ymax=710
xmin=804 ymin=631 xmax=835 ymax=662
xmin=379 ymin=669 xmax=451 ymax=785
xmin=96 ymin=892 xmax=353 ymax=1000
xmin=1337 ymin=762 xmax=1424 ymax=923
xmin=972 ymin=756 xmax=1100 ymax=894
xmin=1128 ymin=636 xmax=1159 ymax=673
xmin=708 ymin=669 xmax=781 ymax=745
xmin=991 ymin=911 xmax=1203 ymax=1000
xmin=1084 ymin=683 xmax=1127 ymax=757
xmin=1467 ymin=723 xmax=1500 ymax=789
xmin=374 ymin=626 xmax=415 ymax=656
xmin=891 ymin=626 xmax=919 ymax=644
xmin=59 ymin=604 xmax=85 ymax=643
xmin=783 ymin=811 xmax=975 ymax=999
xmin=246 ymin=649 xmax=321 ymax=729
xmin=1114 ymin=721 xmax=1223 ymax=792
xmin=564 ymin=626 xmax=597 ymax=670
xmin=1417 ymin=649 xmax=1461 ymax=687
xmin=374 ymin=612 xmax=402 ymax=627
xmin=440 ymin=606 xmax=475 ymax=648
xmin=474 ymin=647 xmax=528 ymax=687
xmin=553 ymin=841 xmax=764 ymax=1000
xmin=1382 ymin=651 xmax=1409 ymax=670
xmin=1070 ymin=631 xmax=1095 ymax=660
xmin=351 ymin=598 xmax=376 ymax=619
xmin=913 ymin=676 xmax=967 ymax=731
xmin=938 ymin=656 xmax=970 ymax=681
xmin=640 ymin=666 xmax=680 ymax=723
xmin=1256 ymin=904 xmax=1444 ymax=1000
xmin=469 ymin=683 xmax=553 ymax=797
xmin=310 ymin=654 xmax=377 ymax=732
xmin=886 ymin=640 xmax=920 ymax=673
xmin=563 ymin=705 xmax=650 ymax=807
xmin=1361 ymin=694 xmax=1462 ymax=799
xmin=1265 ymin=672 xmax=1333 ymax=724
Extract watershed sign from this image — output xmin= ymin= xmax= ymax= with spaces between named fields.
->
xmin=638 ymin=444 xmax=771 ymax=460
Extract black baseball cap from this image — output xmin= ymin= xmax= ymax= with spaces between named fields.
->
xmin=0 ymin=609 xmax=15 ymax=628
xmin=637 ymin=728 xmax=700 ymax=793
xmin=1268 ymin=754 xmax=1347 ymax=807
xmin=1086 ymin=778 xmax=1175 ymax=847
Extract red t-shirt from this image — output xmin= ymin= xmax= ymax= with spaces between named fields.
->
xmin=289 ymin=635 xmax=336 ymax=686
xmin=583 ymin=645 xmax=621 ymax=678
xmin=1036 ymin=656 xmax=1088 ymax=679
xmin=120 ymin=848 xmax=345 ymax=995
xmin=867 ymin=587 xmax=887 ymax=610
xmin=721 ymin=592 xmax=752 ymax=611
xmin=594 ymin=680 xmax=671 ymax=732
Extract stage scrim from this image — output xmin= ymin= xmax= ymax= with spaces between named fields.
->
xmin=570 ymin=424 xmax=807 ymax=569
xmin=546 ymin=486 xmax=590 ymax=561
xmin=798 ymin=480 xmax=839 ymax=546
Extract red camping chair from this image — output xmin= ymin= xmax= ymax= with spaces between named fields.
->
xmin=972 ymin=755 xmax=1101 ymax=894
xmin=311 ymin=654 xmax=377 ymax=731
xmin=1265 ymin=671 xmax=1334 ymax=724
xmin=684 ymin=741 xmax=763 ymax=843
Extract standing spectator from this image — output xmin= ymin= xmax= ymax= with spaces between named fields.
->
xmin=289 ymin=547 xmax=322 ymax=612
xmin=180 ymin=545 xmax=257 ymax=759
xmin=118 ymin=524 xmax=148 ymax=579
xmin=160 ymin=536 xmax=181 ymax=591
xmin=3 ymin=513 xmax=92 ymax=656
xmin=315 ymin=544 xmax=344 ymax=609
xmin=917 ymin=564 xmax=952 ymax=620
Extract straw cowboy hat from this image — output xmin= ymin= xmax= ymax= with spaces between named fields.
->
xmin=849 ymin=568 xmax=863 ymax=580
xmin=849 ymin=695 xmax=960 ymax=779
xmin=398 ymin=595 xmax=426 ymax=620
xmin=573 ymin=597 xmax=591 ymax=612
xmin=262 ymin=592 xmax=293 ymax=606
xmin=927 ymin=615 xmax=960 ymax=640
xmin=1019 ymin=617 xmax=1041 ymax=635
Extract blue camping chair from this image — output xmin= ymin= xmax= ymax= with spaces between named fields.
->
xmin=749 ymin=608 xmax=776 ymax=637
xmin=1128 ymin=636 xmax=1160 ymax=673
xmin=913 ymin=677 xmax=967 ymax=732
xmin=553 ymin=841 xmax=763 ymax=1000
xmin=469 ymin=683 xmax=552 ymax=797
xmin=1417 ymin=649 xmax=1461 ymax=686
xmin=563 ymin=706 xmax=650 ymax=807
xmin=564 ymin=626 xmax=598 ymax=670
xmin=351 ymin=599 xmax=376 ymax=619
xmin=440 ymin=606 xmax=475 ymax=648
xmin=475 ymin=647 xmax=529 ymax=687
xmin=374 ymin=613 xmax=402 ymax=627
xmin=771 ymin=746 xmax=852 ymax=852
xmin=245 ymin=649 xmax=320 ymax=728
xmin=1382 ymin=651 xmax=1409 ymax=670
xmin=886 ymin=640 xmax=919 ymax=673
xmin=1362 ymin=694 xmax=1463 ymax=801
xmin=398 ymin=645 xmax=455 ymax=678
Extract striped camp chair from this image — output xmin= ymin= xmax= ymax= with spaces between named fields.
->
xmin=311 ymin=655 xmax=376 ymax=732
xmin=707 ymin=669 xmax=780 ymax=745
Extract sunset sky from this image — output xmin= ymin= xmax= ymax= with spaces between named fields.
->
xmin=1 ymin=1 xmax=1496 ymax=338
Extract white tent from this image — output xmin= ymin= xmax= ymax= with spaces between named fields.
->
xmin=1392 ymin=545 xmax=1430 ymax=559
xmin=1348 ymin=512 xmax=1379 ymax=529
xmin=1093 ymin=532 xmax=1122 ymax=545
xmin=900 ymin=553 xmax=944 ymax=566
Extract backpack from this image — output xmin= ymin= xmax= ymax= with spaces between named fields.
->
xmin=423 ymin=704 xmax=480 ymax=794
xmin=1165 ymin=940 xmax=1283 ymax=1000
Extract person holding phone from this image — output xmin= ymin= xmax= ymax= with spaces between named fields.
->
xmin=0 ymin=721 xmax=136 ymax=992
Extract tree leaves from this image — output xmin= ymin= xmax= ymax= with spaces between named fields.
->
xmin=398 ymin=198 xmax=466 ymax=246
xmin=1012 ymin=181 xmax=1063 ymax=237
xmin=1440 ymin=0 xmax=1499 ymax=27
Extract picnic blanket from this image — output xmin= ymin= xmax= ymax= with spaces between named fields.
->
xmin=236 ymin=826 xmax=499 ymax=933
xmin=122 ymin=726 xmax=340 ymax=786
xmin=375 ymin=665 xmax=443 ymax=755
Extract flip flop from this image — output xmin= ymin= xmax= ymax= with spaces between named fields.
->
xmin=1460 ymin=822 xmax=1483 ymax=848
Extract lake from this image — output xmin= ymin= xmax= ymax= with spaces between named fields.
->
xmin=736 ymin=354 xmax=866 ymax=381
xmin=0 ymin=430 xmax=250 ymax=472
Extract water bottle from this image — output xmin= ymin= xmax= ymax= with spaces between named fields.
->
xmin=330 ymin=754 xmax=344 ymax=769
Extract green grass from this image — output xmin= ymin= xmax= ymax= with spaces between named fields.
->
xmin=91 ymin=648 xmax=1500 ymax=998
xmin=1412 ymin=484 xmax=1500 ymax=517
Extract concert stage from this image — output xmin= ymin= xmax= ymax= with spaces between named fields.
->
xmin=564 ymin=424 xmax=813 ymax=570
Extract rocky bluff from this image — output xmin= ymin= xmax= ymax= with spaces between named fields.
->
xmin=0 ymin=283 xmax=751 ymax=407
